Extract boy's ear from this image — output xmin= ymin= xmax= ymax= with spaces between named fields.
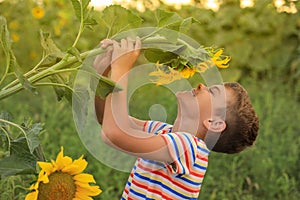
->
xmin=203 ymin=119 xmax=226 ymax=133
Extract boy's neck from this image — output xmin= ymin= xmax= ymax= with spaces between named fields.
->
xmin=172 ymin=118 xmax=206 ymax=140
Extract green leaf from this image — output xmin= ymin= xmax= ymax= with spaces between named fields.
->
xmin=0 ymin=154 xmax=36 ymax=178
xmin=49 ymin=75 xmax=66 ymax=101
xmin=155 ymin=9 xmax=183 ymax=31
xmin=40 ymin=30 xmax=64 ymax=61
xmin=25 ymin=123 xmax=43 ymax=154
xmin=70 ymin=0 xmax=90 ymax=20
xmin=0 ymin=135 xmax=45 ymax=178
xmin=96 ymin=75 xmax=122 ymax=99
xmin=70 ymin=0 xmax=83 ymax=20
xmin=0 ymin=16 xmax=11 ymax=60
xmin=80 ymin=65 xmax=122 ymax=98
xmin=101 ymin=5 xmax=143 ymax=38
xmin=0 ymin=112 xmax=12 ymax=127
xmin=144 ymin=48 xmax=178 ymax=64
xmin=84 ymin=6 xmax=98 ymax=26
xmin=180 ymin=17 xmax=199 ymax=34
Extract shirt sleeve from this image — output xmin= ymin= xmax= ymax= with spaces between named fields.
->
xmin=143 ymin=121 xmax=172 ymax=135
xmin=161 ymin=132 xmax=198 ymax=175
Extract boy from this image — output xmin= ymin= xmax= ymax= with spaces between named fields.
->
xmin=94 ymin=37 xmax=259 ymax=199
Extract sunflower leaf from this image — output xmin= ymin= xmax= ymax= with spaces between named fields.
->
xmin=101 ymin=5 xmax=143 ymax=38
xmin=155 ymin=9 xmax=183 ymax=31
xmin=40 ymin=30 xmax=64 ymax=65
xmin=144 ymin=48 xmax=178 ymax=64
xmin=96 ymin=75 xmax=122 ymax=99
xmin=25 ymin=123 xmax=43 ymax=154
xmin=0 ymin=16 xmax=12 ymax=74
xmin=0 ymin=135 xmax=43 ymax=178
xmin=0 ymin=154 xmax=36 ymax=178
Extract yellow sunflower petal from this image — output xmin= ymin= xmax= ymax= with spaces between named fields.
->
xmin=62 ymin=156 xmax=87 ymax=175
xmin=54 ymin=146 xmax=65 ymax=170
xmin=213 ymin=49 xmax=224 ymax=57
xmin=29 ymin=182 xmax=38 ymax=190
xmin=179 ymin=67 xmax=196 ymax=78
xmin=54 ymin=146 xmax=73 ymax=170
xmin=76 ymin=183 xmax=102 ymax=196
xmin=37 ymin=170 xmax=49 ymax=184
xmin=37 ymin=162 xmax=54 ymax=175
xmin=73 ymin=173 xmax=96 ymax=184
xmin=25 ymin=191 xmax=38 ymax=200
xmin=73 ymin=193 xmax=93 ymax=200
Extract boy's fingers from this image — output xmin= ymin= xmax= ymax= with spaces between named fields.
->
xmin=113 ymin=40 xmax=120 ymax=50
xmin=127 ymin=37 xmax=134 ymax=50
xmin=135 ymin=36 xmax=141 ymax=52
xmin=121 ymin=38 xmax=128 ymax=48
xmin=100 ymin=39 xmax=114 ymax=48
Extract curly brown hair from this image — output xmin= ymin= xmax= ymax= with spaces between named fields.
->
xmin=212 ymin=82 xmax=259 ymax=154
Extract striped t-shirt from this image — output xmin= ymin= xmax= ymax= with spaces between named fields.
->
xmin=121 ymin=121 xmax=210 ymax=200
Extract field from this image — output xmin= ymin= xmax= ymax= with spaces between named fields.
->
xmin=1 ymin=76 xmax=299 ymax=199
xmin=0 ymin=0 xmax=300 ymax=199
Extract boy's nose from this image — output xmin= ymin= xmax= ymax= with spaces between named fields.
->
xmin=196 ymin=83 xmax=206 ymax=91
xmin=193 ymin=83 xmax=207 ymax=96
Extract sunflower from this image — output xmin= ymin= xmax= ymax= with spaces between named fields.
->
xmin=31 ymin=7 xmax=45 ymax=19
xmin=148 ymin=47 xmax=231 ymax=85
xmin=25 ymin=147 xmax=102 ymax=200
xmin=149 ymin=63 xmax=182 ymax=85
xmin=11 ymin=33 xmax=20 ymax=42
xmin=207 ymin=48 xmax=231 ymax=69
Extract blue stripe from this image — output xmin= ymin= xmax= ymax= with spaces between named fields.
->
xmin=141 ymin=159 xmax=165 ymax=168
xmin=147 ymin=121 xmax=154 ymax=133
xmin=182 ymin=133 xmax=196 ymax=163
xmin=128 ymin=188 xmax=156 ymax=200
xmin=194 ymin=163 xmax=207 ymax=170
xmin=135 ymin=173 xmax=195 ymax=199
xmin=179 ymin=176 xmax=202 ymax=186
xmin=154 ymin=123 xmax=167 ymax=134
xmin=197 ymin=145 xmax=210 ymax=154
xmin=168 ymin=134 xmax=184 ymax=173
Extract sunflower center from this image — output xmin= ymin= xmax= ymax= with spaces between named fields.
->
xmin=38 ymin=171 xmax=76 ymax=200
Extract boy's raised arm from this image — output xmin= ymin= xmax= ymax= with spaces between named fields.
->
xmin=93 ymin=40 xmax=146 ymax=130
xmin=101 ymin=37 xmax=173 ymax=162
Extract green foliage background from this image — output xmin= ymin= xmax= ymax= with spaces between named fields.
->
xmin=0 ymin=0 xmax=300 ymax=199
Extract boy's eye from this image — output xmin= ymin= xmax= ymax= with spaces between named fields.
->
xmin=208 ymin=87 xmax=214 ymax=95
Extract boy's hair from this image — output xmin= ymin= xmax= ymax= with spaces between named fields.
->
xmin=212 ymin=82 xmax=259 ymax=154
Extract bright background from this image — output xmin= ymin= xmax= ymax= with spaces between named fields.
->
xmin=0 ymin=0 xmax=299 ymax=199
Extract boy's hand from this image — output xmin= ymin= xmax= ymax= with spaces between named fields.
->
xmin=111 ymin=37 xmax=141 ymax=80
xmin=93 ymin=39 xmax=114 ymax=76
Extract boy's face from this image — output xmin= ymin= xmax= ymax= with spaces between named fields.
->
xmin=175 ymin=84 xmax=230 ymax=134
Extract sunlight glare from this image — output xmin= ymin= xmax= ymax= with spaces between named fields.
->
xmin=90 ymin=0 xmax=113 ymax=8
xmin=163 ymin=0 xmax=192 ymax=5
xmin=240 ymin=0 xmax=254 ymax=8
xmin=274 ymin=0 xmax=285 ymax=8
xmin=204 ymin=0 xmax=220 ymax=11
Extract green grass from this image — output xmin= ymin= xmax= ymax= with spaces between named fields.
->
xmin=0 ymin=78 xmax=299 ymax=199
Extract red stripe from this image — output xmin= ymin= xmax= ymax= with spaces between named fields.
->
xmin=152 ymin=122 xmax=161 ymax=133
xmin=143 ymin=122 xmax=147 ymax=132
xmin=177 ymin=134 xmax=191 ymax=171
xmin=197 ymin=155 xmax=208 ymax=162
xmin=131 ymin=179 xmax=174 ymax=200
xmin=137 ymin=162 xmax=200 ymax=193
